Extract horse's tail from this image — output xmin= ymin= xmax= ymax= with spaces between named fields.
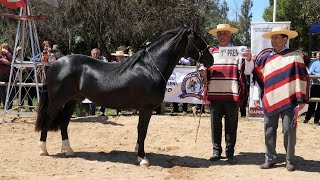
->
xmin=35 ymin=86 xmax=77 ymax=132
xmin=35 ymin=86 xmax=50 ymax=131
xmin=35 ymin=85 xmax=63 ymax=132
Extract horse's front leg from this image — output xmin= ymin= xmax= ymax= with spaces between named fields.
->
xmin=136 ymin=110 xmax=153 ymax=167
xmin=39 ymin=131 xmax=49 ymax=156
xmin=60 ymin=120 xmax=75 ymax=157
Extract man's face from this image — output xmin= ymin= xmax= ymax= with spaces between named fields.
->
xmin=271 ymin=34 xmax=287 ymax=52
xmin=116 ymin=56 xmax=125 ymax=61
xmin=91 ymin=50 xmax=100 ymax=59
xmin=316 ymin=53 xmax=320 ymax=60
xmin=217 ymin=30 xmax=232 ymax=46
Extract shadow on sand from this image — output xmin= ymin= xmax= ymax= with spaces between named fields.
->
xmin=51 ymin=150 xmax=320 ymax=172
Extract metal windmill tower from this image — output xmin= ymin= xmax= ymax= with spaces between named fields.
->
xmin=1 ymin=0 xmax=50 ymax=123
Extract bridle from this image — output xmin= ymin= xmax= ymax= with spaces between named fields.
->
xmin=146 ymin=28 xmax=210 ymax=83
xmin=185 ymin=30 xmax=210 ymax=64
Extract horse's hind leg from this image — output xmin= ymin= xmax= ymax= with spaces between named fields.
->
xmin=39 ymin=131 xmax=49 ymax=156
xmin=60 ymin=100 xmax=77 ymax=157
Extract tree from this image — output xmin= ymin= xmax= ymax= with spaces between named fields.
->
xmin=262 ymin=0 xmax=320 ymax=53
xmin=238 ymin=0 xmax=253 ymax=47
xmin=0 ymin=0 xmax=230 ymax=56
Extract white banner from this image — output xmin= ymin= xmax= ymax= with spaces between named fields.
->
xmin=219 ymin=46 xmax=247 ymax=60
xmin=249 ymin=22 xmax=291 ymax=119
xmin=163 ymin=66 xmax=207 ymax=104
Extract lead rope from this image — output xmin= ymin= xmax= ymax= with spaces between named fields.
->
xmin=194 ymin=61 xmax=207 ymax=143
xmin=146 ymin=48 xmax=166 ymax=83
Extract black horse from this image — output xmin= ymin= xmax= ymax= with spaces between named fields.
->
xmin=35 ymin=26 xmax=213 ymax=166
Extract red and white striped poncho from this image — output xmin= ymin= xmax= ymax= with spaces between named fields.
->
xmin=253 ymin=49 xmax=310 ymax=117
xmin=206 ymin=47 xmax=247 ymax=106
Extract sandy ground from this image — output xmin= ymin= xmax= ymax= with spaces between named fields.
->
xmin=0 ymin=111 xmax=319 ymax=180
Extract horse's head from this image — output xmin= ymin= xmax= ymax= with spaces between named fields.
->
xmin=184 ymin=28 xmax=213 ymax=68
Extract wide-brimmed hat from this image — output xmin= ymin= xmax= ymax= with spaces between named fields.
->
xmin=111 ymin=50 xmax=129 ymax=57
xmin=262 ymin=27 xmax=298 ymax=39
xmin=208 ymin=24 xmax=239 ymax=35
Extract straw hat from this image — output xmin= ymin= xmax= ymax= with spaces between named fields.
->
xmin=208 ymin=24 xmax=239 ymax=35
xmin=111 ymin=50 xmax=128 ymax=57
xmin=262 ymin=27 xmax=298 ymax=39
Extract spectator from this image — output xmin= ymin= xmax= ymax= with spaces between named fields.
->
xmin=48 ymin=44 xmax=63 ymax=64
xmin=239 ymin=75 xmax=250 ymax=117
xmin=304 ymin=51 xmax=320 ymax=125
xmin=0 ymin=43 xmax=14 ymax=109
xmin=111 ymin=49 xmax=128 ymax=62
xmin=252 ymin=27 xmax=309 ymax=171
xmin=110 ymin=47 xmax=129 ymax=115
xmin=82 ymin=48 xmax=106 ymax=116
xmin=200 ymin=24 xmax=253 ymax=164
xmin=41 ymin=40 xmax=52 ymax=62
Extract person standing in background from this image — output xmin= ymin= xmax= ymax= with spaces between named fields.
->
xmin=0 ymin=43 xmax=14 ymax=108
xmin=41 ymin=40 xmax=52 ymax=62
xmin=110 ymin=48 xmax=129 ymax=115
xmin=304 ymin=51 xmax=320 ymax=125
xmin=82 ymin=48 xmax=106 ymax=116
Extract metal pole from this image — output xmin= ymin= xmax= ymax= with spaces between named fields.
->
xmin=273 ymin=0 xmax=277 ymax=22
xmin=2 ymin=8 xmax=23 ymax=123
xmin=26 ymin=2 xmax=40 ymax=103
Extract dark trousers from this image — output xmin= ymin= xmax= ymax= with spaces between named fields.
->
xmin=210 ymin=100 xmax=238 ymax=157
xmin=240 ymin=94 xmax=248 ymax=117
xmin=305 ymin=85 xmax=320 ymax=122
xmin=172 ymin=103 xmax=188 ymax=112
xmin=99 ymin=107 xmax=105 ymax=114
xmin=82 ymin=103 xmax=96 ymax=115
xmin=88 ymin=103 xmax=96 ymax=115
xmin=0 ymin=75 xmax=14 ymax=109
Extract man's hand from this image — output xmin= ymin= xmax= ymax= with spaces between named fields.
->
xmin=254 ymin=100 xmax=260 ymax=108
xmin=298 ymin=103 xmax=306 ymax=111
xmin=242 ymin=49 xmax=252 ymax=61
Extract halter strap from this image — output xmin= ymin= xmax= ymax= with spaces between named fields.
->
xmin=185 ymin=30 xmax=210 ymax=64
xmin=146 ymin=48 xmax=167 ymax=83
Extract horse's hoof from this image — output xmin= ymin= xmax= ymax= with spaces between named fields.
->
xmin=39 ymin=141 xmax=49 ymax=156
xmin=137 ymin=156 xmax=150 ymax=167
xmin=61 ymin=139 xmax=75 ymax=157
xmin=39 ymin=151 xmax=49 ymax=156
xmin=65 ymin=152 xmax=75 ymax=157
xmin=61 ymin=147 xmax=75 ymax=157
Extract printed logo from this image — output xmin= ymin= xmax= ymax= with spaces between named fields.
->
xmin=179 ymin=71 xmax=204 ymax=100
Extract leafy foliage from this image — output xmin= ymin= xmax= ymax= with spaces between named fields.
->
xmin=262 ymin=0 xmax=320 ymax=53
xmin=0 ymin=0 xmax=253 ymax=56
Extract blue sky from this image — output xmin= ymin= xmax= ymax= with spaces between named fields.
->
xmin=224 ymin=0 xmax=270 ymax=22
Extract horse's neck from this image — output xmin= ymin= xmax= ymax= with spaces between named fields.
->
xmin=148 ymin=38 xmax=186 ymax=81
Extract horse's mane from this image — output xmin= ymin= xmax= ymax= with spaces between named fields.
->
xmin=112 ymin=26 xmax=189 ymax=73
xmin=149 ymin=26 xmax=189 ymax=49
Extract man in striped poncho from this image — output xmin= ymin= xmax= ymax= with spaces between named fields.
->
xmin=200 ymin=24 xmax=254 ymax=164
xmin=252 ymin=27 xmax=309 ymax=171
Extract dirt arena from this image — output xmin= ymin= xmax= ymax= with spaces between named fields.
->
xmin=0 ymin=112 xmax=319 ymax=179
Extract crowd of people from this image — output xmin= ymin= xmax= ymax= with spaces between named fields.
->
xmin=1 ymin=24 xmax=319 ymax=172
